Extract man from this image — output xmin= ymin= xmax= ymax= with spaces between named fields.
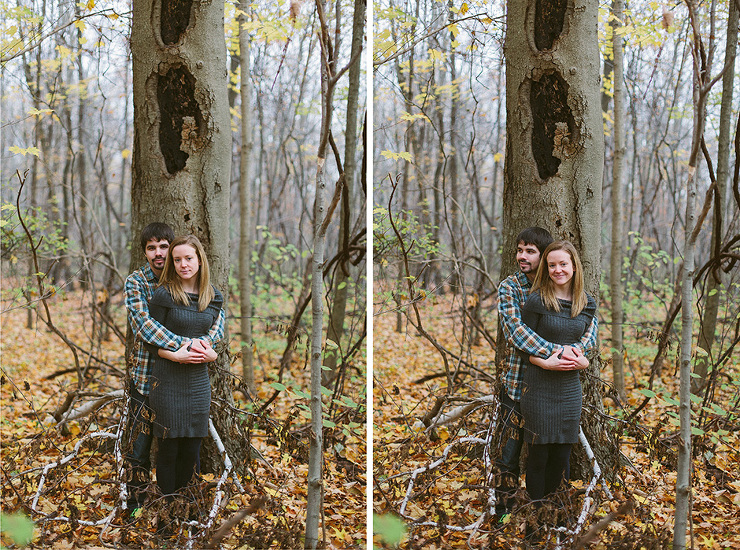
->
xmin=124 ymin=222 xmax=225 ymax=512
xmin=495 ymin=227 xmax=597 ymax=517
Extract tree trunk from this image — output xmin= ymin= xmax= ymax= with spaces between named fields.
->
xmin=502 ymin=0 xmax=617 ymax=481
xmin=306 ymin=1 xmax=336 ymax=545
xmin=74 ymin=0 xmax=90 ymax=289
xmin=130 ymin=0 xmax=237 ymax=473
xmin=692 ymin=0 xmax=737 ymax=394
xmin=323 ymin=0 xmax=365 ymax=384
xmin=609 ymin=0 xmax=626 ymax=401
xmin=238 ymin=0 xmax=256 ymax=393
xmin=393 ymin=7 xmax=414 ymax=333
xmin=675 ymin=2 xmax=713 ymax=545
xmin=21 ymin=16 xmax=44 ymax=329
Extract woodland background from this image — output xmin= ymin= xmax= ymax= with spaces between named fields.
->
xmin=2 ymin=0 xmax=367 ymax=548
xmin=1 ymin=0 xmax=739 ymax=549
xmin=373 ymin=0 xmax=739 ymax=548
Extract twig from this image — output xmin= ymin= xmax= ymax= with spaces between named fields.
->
xmin=15 ymin=171 xmax=84 ymax=391
xmin=424 ymin=395 xmax=496 ymax=429
xmin=57 ymin=390 xmax=124 ymax=424
xmin=31 ymin=431 xmax=118 ymax=513
xmin=572 ymin=500 xmax=634 ymax=549
xmin=202 ymin=497 xmax=266 ymax=549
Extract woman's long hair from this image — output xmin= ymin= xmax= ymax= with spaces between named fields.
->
xmin=531 ymin=240 xmax=587 ymax=317
xmin=159 ymin=235 xmax=215 ymax=311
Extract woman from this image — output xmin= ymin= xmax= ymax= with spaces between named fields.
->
xmin=519 ymin=241 xmax=597 ymax=503
xmin=147 ymin=235 xmax=223 ymax=498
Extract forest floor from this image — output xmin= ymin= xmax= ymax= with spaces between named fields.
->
xmin=372 ymin=292 xmax=740 ymax=549
xmin=0 ymin=286 xmax=366 ymax=549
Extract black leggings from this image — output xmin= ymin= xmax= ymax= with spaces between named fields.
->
xmin=156 ymin=437 xmax=201 ymax=496
xmin=526 ymin=442 xmax=572 ymax=501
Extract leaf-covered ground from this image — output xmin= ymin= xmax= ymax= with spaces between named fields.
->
xmin=372 ymin=292 xmax=740 ymax=549
xmin=1 ymin=287 xmax=366 ymax=549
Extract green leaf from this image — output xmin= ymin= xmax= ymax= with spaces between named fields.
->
xmin=691 ymin=426 xmax=705 ymax=436
xmin=323 ymin=419 xmax=337 ymax=428
xmin=0 ymin=512 xmax=34 ymax=545
xmin=269 ymin=382 xmax=287 ymax=392
xmin=341 ymin=396 xmax=359 ymax=408
xmin=374 ymin=513 xmax=406 ymax=546
xmin=689 ymin=393 xmax=703 ymax=404
xmin=293 ymin=389 xmax=311 ymax=400
xmin=638 ymin=388 xmax=656 ymax=398
xmin=320 ymin=385 xmax=333 ymax=397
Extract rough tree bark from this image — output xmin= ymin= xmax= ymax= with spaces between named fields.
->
xmin=500 ymin=0 xmax=617 ymax=481
xmin=130 ymin=0 xmax=241 ymax=473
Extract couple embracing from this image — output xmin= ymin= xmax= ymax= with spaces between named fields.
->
xmin=124 ymin=222 xmax=225 ymax=514
xmin=497 ymin=227 xmax=599 ymax=532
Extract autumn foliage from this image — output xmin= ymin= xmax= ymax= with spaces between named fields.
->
xmin=0 ymin=287 xmax=366 ymax=549
xmin=373 ymin=292 xmax=740 ymax=549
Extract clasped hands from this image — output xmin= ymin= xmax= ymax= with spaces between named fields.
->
xmin=168 ymin=339 xmax=218 ymax=363
xmin=529 ymin=345 xmax=589 ymax=371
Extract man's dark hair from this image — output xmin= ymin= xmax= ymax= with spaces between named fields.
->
xmin=140 ymin=222 xmax=175 ymax=251
xmin=516 ymin=227 xmax=553 ymax=255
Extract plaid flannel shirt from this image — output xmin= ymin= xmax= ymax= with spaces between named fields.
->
xmin=125 ymin=263 xmax=226 ymax=395
xmin=497 ymin=271 xmax=598 ymax=401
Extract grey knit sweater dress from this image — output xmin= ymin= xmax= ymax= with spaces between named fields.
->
xmin=519 ymin=291 xmax=596 ymax=445
xmin=147 ymin=286 xmax=223 ymax=439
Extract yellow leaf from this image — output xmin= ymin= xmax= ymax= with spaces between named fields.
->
xmin=380 ymin=150 xmax=413 ymax=162
xmin=86 ymin=0 xmax=95 ymax=9
xmin=29 ymin=108 xmax=54 ymax=117
xmin=428 ymin=48 xmax=443 ymax=61
xmin=74 ymin=20 xmax=86 ymax=31
xmin=8 ymin=145 xmax=40 ymax=157
xmin=493 ymin=152 xmax=503 ymax=163
xmin=121 ymin=148 xmax=131 ymax=159
xmin=438 ymin=425 xmax=450 ymax=441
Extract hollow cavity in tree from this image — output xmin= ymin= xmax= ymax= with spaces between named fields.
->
xmin=160 ymin=0 xmax=193 ymax=45
xmin=530 ymin=71 xmax=574 ymax=180
xmin=157 ymin=65 xmax=202 ymax=174
xmin=534 ymin=0 xmax=568 ymax=51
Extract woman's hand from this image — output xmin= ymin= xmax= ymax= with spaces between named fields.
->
xmin=561 ymin=346 xmax=589 ymax=369
xmin=189 ymin=339 xmax=218 ymax=363
xmin=529 ymin=347 xmax=587 ymax=371
xmin=158 ymin=340 xmax=217 ymax=363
